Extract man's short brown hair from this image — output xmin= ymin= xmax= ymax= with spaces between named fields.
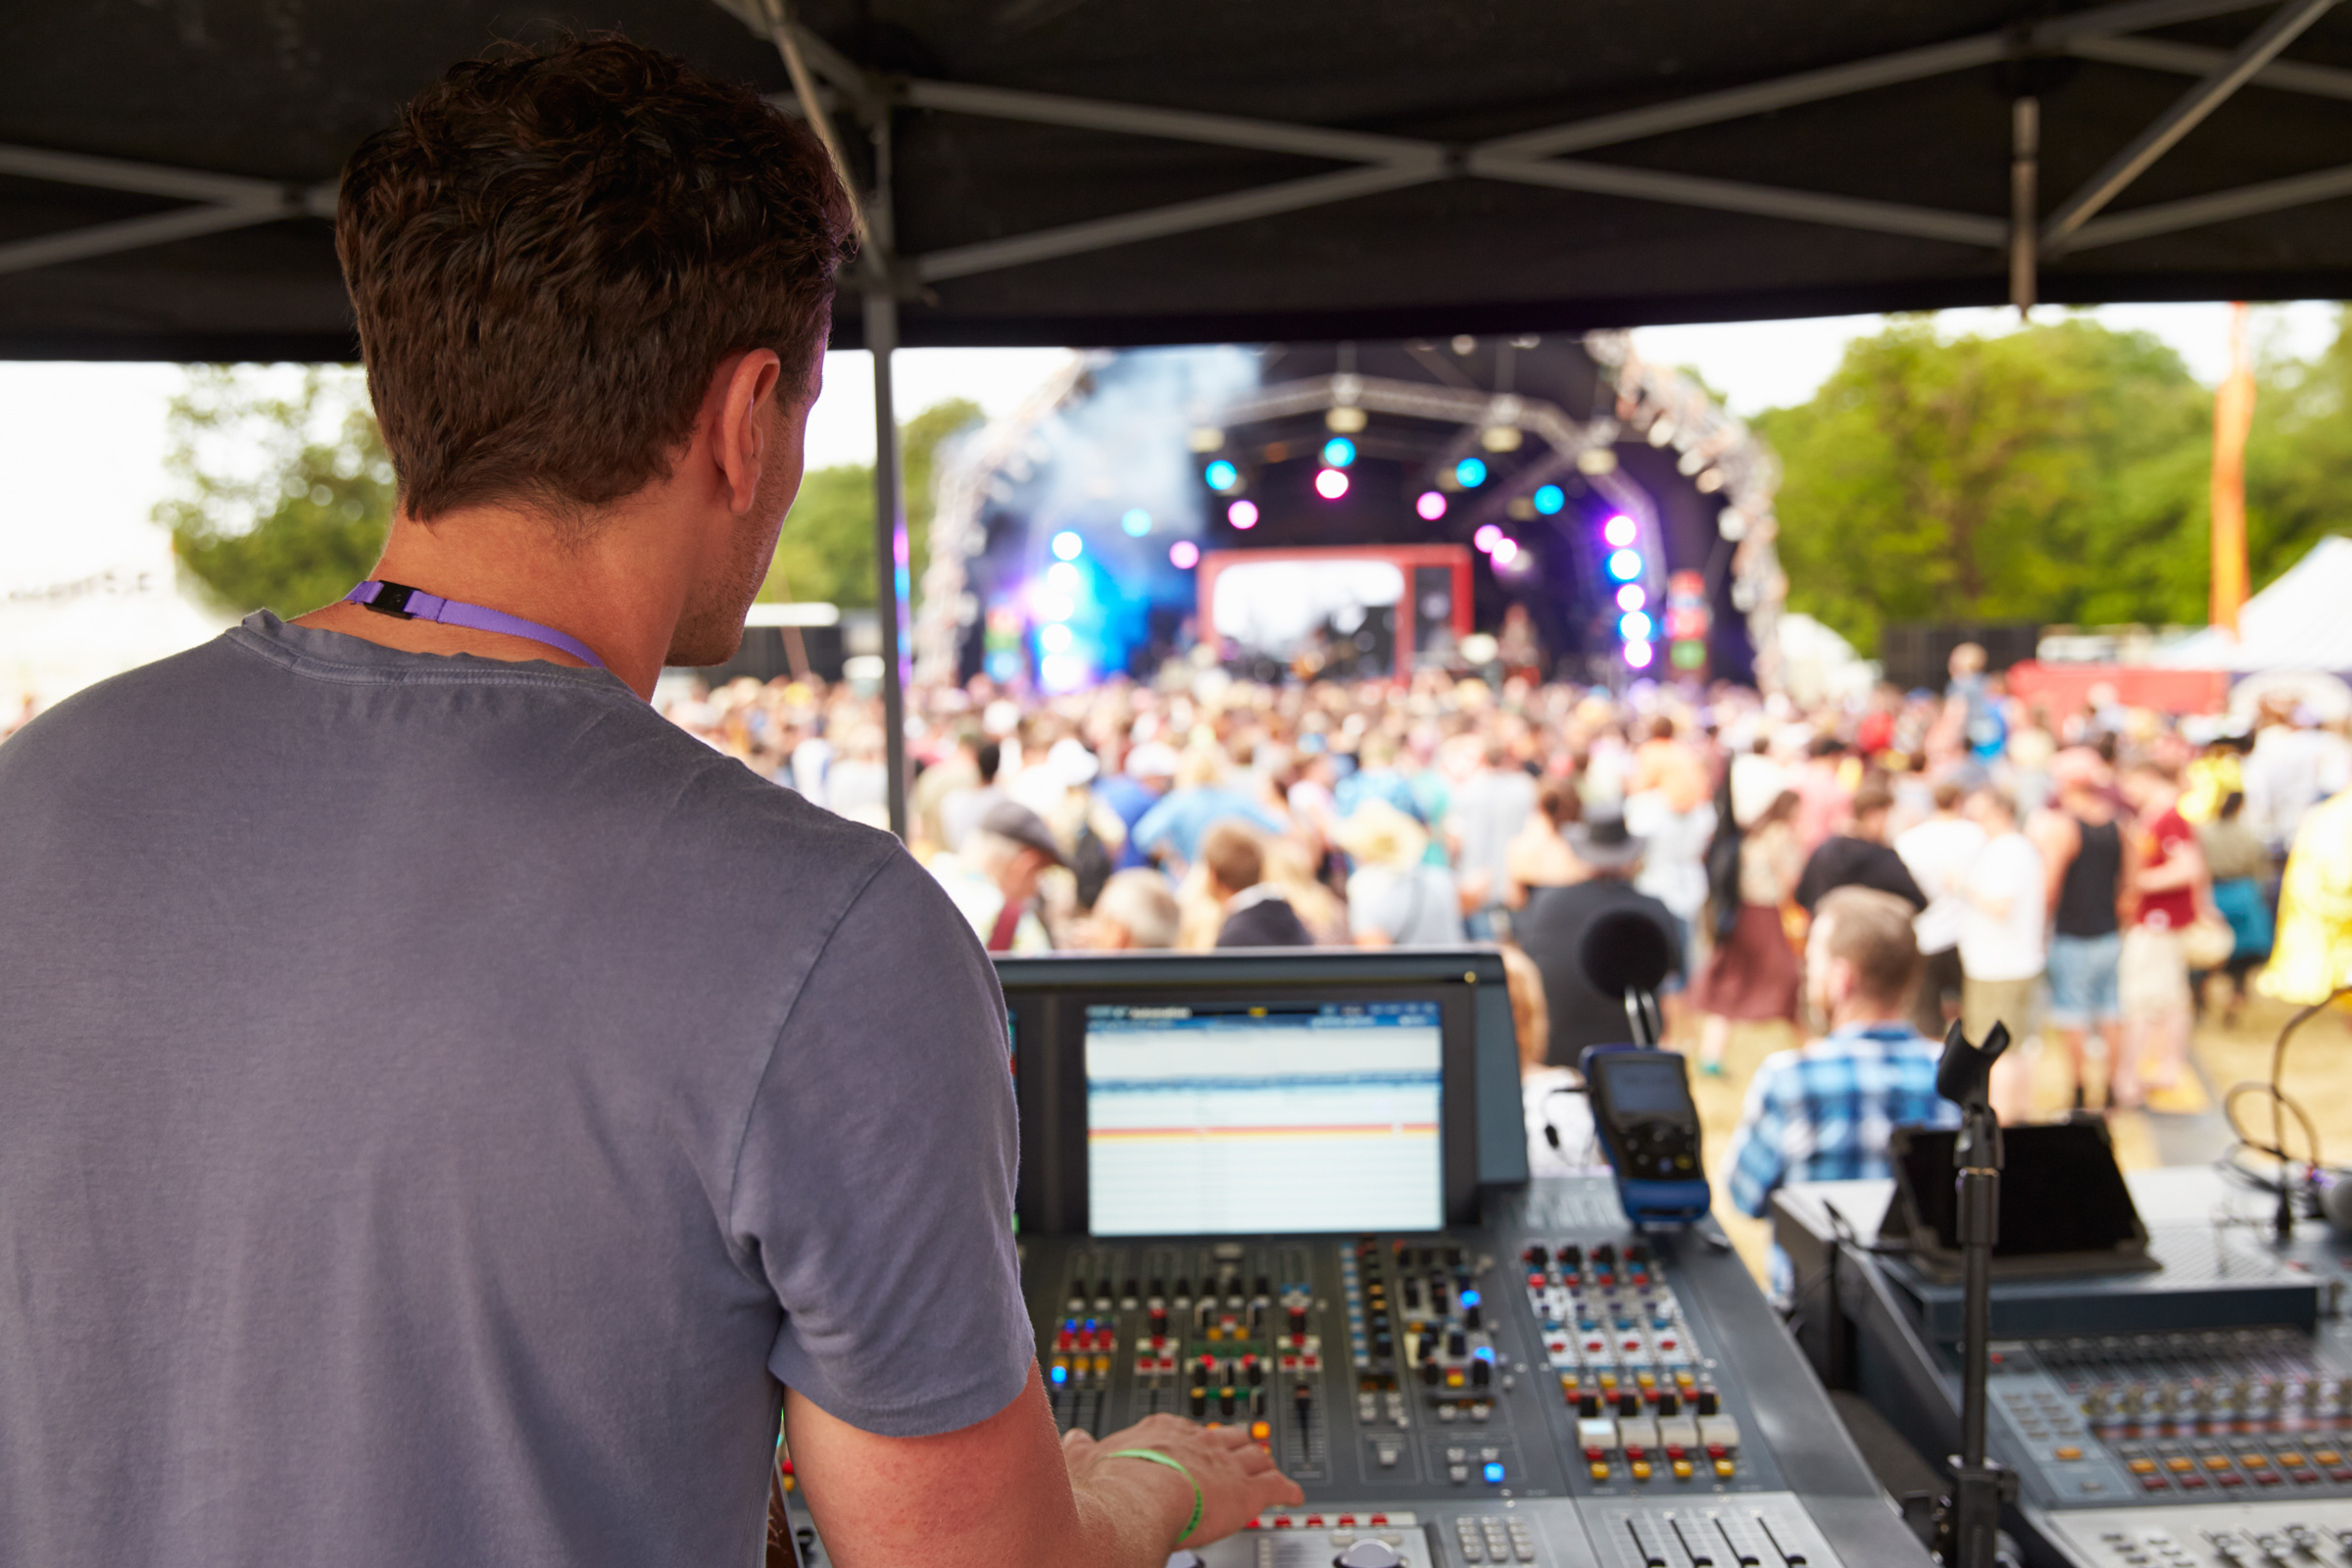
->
xmin=338 ymin=36 xmax=855 ymax=523
xmin=1200 ymin=820 xmax=1266 ymax=897
xmin=1814 ymin=886 xmax=1921 ymax=1007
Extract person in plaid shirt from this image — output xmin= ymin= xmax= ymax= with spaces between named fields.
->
xmin=1724 ymin=886 xmax=1961 ymax=1221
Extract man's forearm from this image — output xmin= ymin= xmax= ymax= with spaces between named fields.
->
xmin=1067 ymin=1456 xmax=1200 ymax=1568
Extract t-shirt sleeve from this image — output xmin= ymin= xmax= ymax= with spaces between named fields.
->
xmin=1873 ymin=846 xmax=1930 ymax=909
xmin=730 ymin=850 xmax=1034 ymax=1438
xmin=1793 ymin=846 xmax=1831 ymax=911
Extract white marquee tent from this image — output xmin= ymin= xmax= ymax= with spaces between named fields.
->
xmin=2157 ymin=533 xmax=2352 ymax=673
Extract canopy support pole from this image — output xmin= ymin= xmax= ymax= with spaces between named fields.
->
xmin=864 ymin=111 xmax=911 ymax=842
xmin=2009 ymin=97 xmax=2039 ymax=316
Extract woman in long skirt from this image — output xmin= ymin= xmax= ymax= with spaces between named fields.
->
xmin=1690 ymin=789 xmax=1805 ymax=1074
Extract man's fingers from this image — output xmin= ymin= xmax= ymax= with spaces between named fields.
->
xmin=1060 ymin=1428 xmax=1097 ymax=1460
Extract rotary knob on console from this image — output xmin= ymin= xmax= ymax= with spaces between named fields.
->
xmin=1334 ymin=1542 xmax=1403 ymax=1568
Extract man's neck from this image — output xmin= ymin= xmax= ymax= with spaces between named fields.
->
xmin=292 ymin=500 xmax=699 ymax=700
xmin=1827 ymin=1000 xmax=1911 ymax=1033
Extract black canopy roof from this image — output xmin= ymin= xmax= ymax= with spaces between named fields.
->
xmin=3 ymin=0 xmax=2348 ymax=359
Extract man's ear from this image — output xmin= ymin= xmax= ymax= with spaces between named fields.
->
xmin=711 ymin=349 xmax=783 ymax=514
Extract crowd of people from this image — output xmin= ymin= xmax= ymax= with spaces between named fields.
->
xmin=662 ymin=644 xmax=2349 ymax=1139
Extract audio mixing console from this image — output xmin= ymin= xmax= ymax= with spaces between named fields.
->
xmin=786 ymin=1179 xmax=1914 ymax=1566
xmin=1778 ymin=1168 xmax=2352 ymax=1567
xmin=776 ymin=952 xmax=1927 ymax=1568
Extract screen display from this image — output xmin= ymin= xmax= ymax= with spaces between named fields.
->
xmin=1595 ymin=1054 xmax=1691 ymax=1117
xmin=1084 ymin=1001 xmax=1444 ymax=1236
xmin=1896 ymin=1122 xmax=2144 ymax=1256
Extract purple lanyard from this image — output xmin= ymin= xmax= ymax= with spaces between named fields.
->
xmin=344 ymin=581 xmax=607 ymax=670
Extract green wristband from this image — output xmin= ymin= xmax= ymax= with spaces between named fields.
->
xmin=1105 ymin=1447 xmax=1203 ymax=1545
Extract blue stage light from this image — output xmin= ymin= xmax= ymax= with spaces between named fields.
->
xmin=1533 ymin=484 xmax=1565 ymax=514
xmin=1620 ymin=611 xmax=1654 ymax=642
xmin=1121 ymin=508 xmax=1152 ymax=536
xmin=1204 ymin=460 xmax=1239 ymax=491
xmin=1455 ymin=457 xmax=1488 ymax=488
xmin=1052 ymin=530 xmax=1083 ymax=561
xmin=1322 ymin=436 xmax=1356 ymax=467
xmin=1607 ymin=548 xmax=1642 ymax=581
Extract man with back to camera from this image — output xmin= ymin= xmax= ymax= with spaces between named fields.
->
xmin=0 ymin=38 xmax=1298 ymax=1568
xmin=1723 ymin=887 xmax=1961 ymax=1233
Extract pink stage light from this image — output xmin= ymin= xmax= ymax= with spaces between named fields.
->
xmin=1490 ymin=538 xmax=1520 ymax=566
xmin=1227 ymin=500 xmax=1259 ymax=529
xmin=1603 ymin=514 xmax=1639 ymax=549
xmin=1313 ymin=467 xmax=1349 ymax=500
xmin=1416 ymin=490 xmax=1447 ymax=521
xmin=1625 ymin=638 xmax=1655 ymax=669
xmin=1473 ymin=523 xmax=1503 ymax=553
xmin=1169 ymin=540 xmax=1200 ymax=568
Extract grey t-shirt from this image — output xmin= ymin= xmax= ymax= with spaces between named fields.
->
xmin=0 ymin=613 xmax=1034 ymax=1568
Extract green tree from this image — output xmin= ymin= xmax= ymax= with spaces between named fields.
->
xmin=157 ymin=365 xmax=988 ymax=619
xmin=2248 ymin=305 xmax=2352 ymax=587
xmin=156 ymin=366 xmax=395 ymax=616
xmin=760 ymin=398 xmax=984 ymax=606
xmin=1755 ymin=317 xmax=2211 ymax=653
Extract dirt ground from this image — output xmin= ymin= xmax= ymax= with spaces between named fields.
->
xmin=1684 ymin=987 xmax=2352 ymax=1286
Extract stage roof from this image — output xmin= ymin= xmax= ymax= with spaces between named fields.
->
xmin=2 ymin=0 xmax=2349 ymax=359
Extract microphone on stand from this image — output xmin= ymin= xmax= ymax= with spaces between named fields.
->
xmin=1579 ymin=908 xmax=1675 ymax=1048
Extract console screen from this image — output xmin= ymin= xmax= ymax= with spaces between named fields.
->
xmin=1084 ymin=1000 xmax=1444 ymax=1236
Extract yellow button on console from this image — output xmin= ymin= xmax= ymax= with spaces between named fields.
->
xmin=1630 ymin=1461 xmax=1652 ymax=1481
xmin=2054 ymin=1446 xmax=2082 ymax=1461
xmin=2128 ymin=1459 xmax=2158 ymax=1475
xmin=2165 ymin=1457 xmax=2194 ymax=1473
xmin=1250 ymin=1421 xmax=1271 ymax=1442
xmin=1589 ymin=1462 xmax=1611 ymax=1481
xmin=2205 ymin=1456 xmax=2233 ymax=1471
xmin=1671 ymin=1460 xmax=1693 ymax=1480
xmin=1713 ymin=1460 xmax=1736 ymax=1478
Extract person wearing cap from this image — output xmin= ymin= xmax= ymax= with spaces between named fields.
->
xmin=1337 ymin=800 xmax=1466 ymax=948
xmin=1514 ymin=810 xmax=1685 ymax=1067
xmin=928 ymin=799 xmax=1067 ymax=954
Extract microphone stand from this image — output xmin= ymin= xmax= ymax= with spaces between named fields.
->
xmin=1933 ymin=1020 xmax=2015 ymax=1568
xmin=1622 ymin=987 xmax=1662 ymax=1049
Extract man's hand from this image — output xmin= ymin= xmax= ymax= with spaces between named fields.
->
xmin=785 ymin=1364 xmax=1302 ymax=1568
xmin=1064 ymin=1413 xmax=1304 ymax=1546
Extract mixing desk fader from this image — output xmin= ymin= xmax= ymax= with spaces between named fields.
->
xmin=993 ymin=1180 xmax=1922 ymax=1568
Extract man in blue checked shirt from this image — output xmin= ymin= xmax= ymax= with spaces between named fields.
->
xmin=1724 ymin=886 xmax=1962 ymax=1237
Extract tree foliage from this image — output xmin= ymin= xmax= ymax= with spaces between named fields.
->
xmin=156 ymin=364 xmax=985 ymax=618
xmin=759 ymin=397 xmax=984 ymax=606
xmin=157 ymin=366 xmax=396 ymax=617
xmin=2247 ymin=305 xmax=2352 ymax=589
xmin=1754 ymin=317 xmax=2213 ymax=653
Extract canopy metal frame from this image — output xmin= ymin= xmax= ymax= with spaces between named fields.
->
xmin=5 ymin=0 xmax=2344 ymax=832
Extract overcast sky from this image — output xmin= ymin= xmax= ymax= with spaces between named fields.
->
xmin=0 ymin=300 xmax=2338 ymax=699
